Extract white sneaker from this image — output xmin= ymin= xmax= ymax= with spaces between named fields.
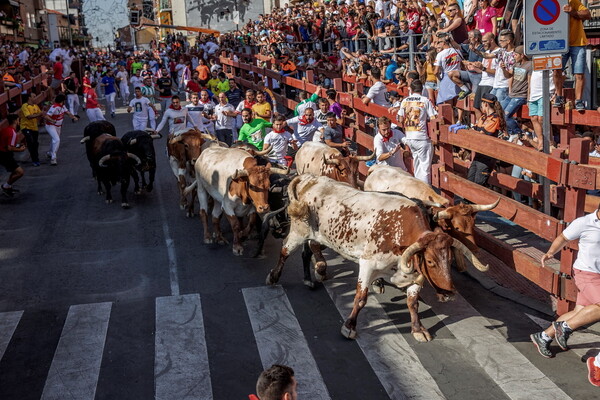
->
xmin=50 ymin=159 xmax=57 ymax=166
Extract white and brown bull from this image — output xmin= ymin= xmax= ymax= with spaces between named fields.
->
xmin=167 ymin=129 xmax=206 ymax=217
xmin=266 ymin=175 xmax=488 ymax=341
xmin=185 ymin=146 xmax=288 ymax=255
xmin=294 ymin=142 xmax=374 ymax=188
xmin=365 ymin=164 xmax=499 ymax=257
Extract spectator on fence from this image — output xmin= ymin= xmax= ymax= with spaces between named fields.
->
xmin=474 ymin=0 xmax=498 ymax=36
xmin=374 ymin=115 xmax=408 ymax=170
xmin=467 ymin=93 xmax=505 ymax=185
xmin=397 ymin=79 xmax=437 ymax=183
xmin=438 ymin=3 xmax=469 ymax=45
xmin=2 ymin=65 xmax=18 ymax=89
xmin=20 ymin=94 xmax=42 ymax=167
xmin=527 ymin=68 xmax=556 ymax=150
xmin=491 ymin=29 xmax=515 ymax=105
xmin=237 ymin=108 xmax=273 ymax=150
xmin=362 ymin=67 xmax=390 ymax=107
xmin=415 ymin=48 xmax=439 ymax=103
xmin=553 ymin=0 xmax=590 ymax=111
xmin=0 ymin=114 xmax=26 ymax=196
xmin=448 ymin=29 xmax=484 ymax=100
xmin=531 ymin=204 xmax=600 ymax=359
xmin=502 ymin=45 xmax=531 ymax=137
xmin=472 ymin=32 xmax=498 ymax=122
xmin=433 ymin=33 xmax=461 ymax=121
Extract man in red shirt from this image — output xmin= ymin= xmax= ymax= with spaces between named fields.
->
xmin=49 ymin=55 xmax=64 ymax=98
xmin=0 ymin=114 xmax=26 ymax=196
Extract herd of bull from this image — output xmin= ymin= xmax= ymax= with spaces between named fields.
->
xmin=80 ymin=121 xmax=500 ymax=342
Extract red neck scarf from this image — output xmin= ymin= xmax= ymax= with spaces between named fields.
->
xmin=169 ymin=104 xmax=181 ymax=110
xmin=299 ymin=116 xmax=312 ymax=125
xmin=382 ymin=135 xmax=391 ymax=142
xmin=273 ymin=128 xmax=286 ymax=134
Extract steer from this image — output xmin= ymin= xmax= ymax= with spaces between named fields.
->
xmin=81 ymin=120 xmax=117 ymax=176
xmin=266 ymin=174 xmax=488 ymax=341
xmin=122 ymin=130 xmax=161 ymax=194
xmin=92 ymin=134 xmax=140 ymax=208
xmin=185 ymin=147 xmax=287 ymax=255
xmin=167 ymin=129 xmax=205 ymax=216
xmin=294 ymin=142 xmax=374 ymax=188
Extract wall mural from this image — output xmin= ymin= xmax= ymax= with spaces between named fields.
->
xmin=185 ymin=0 xmax=264 ymax=32
xmin=82 ymin=0 xmax=129 ymax=47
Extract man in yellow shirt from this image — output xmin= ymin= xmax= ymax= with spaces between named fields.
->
xmin=20 ymin=93 xmax=43 ymax=166
xmin=207 ymin=70 xmax=221 ymax=95
xmin=553 ymin=0 xmax=591 ymax=110
xmin=252 ymin=91 xmax=272 ymax=122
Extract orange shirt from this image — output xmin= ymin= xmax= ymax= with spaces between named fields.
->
xmin=196 ymin=64 xmax=210 ymax=81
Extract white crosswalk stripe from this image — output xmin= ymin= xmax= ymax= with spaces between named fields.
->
xmin=0 ymin=311 xmax=23 ymax=361
xmin=243 ymin=285 xmax=331 ymax=400
xmin=325 ymin=278 xmax=446 ymax=400
xmin=40 ymin=302 xmax=112 ymax=400
xmin=421 ymin=291 xmax=571 ymax=400
xmin=154 ymin=294 xmax=212 ymax=400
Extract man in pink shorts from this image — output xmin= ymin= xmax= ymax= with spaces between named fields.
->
xmin=530 ymin=205 xmax=600 ymax=359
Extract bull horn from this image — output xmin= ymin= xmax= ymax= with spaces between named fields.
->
xmin=451 ymin=239 xmax=488 ymax=272
xmin=150 ymin=133 xmax=162 ymax=139
xmin=80 ymin=136 xmax=90 ymax=144
xmin=353 ymin=152 xmax=376 ymax=161
xmin=254 ymin=147 xmax=271 ymax=156
xmin=98 ymin=154 xmax=110 ymax=167
xmin=469 ymin=198 xmax=501 ymax=213
xmin=169 ymin=135 xmax=184 ymax=145
xmin=323 ymin=154 xmax=340 ymax=166
xmin=232 ymin=169 xmax=249 ymax=179
xmin=270 ymin=166 xmax=290 ymax=175
xmin=434 ymin=209 xmax=452 ymax=220
xmin=129 ymin=138 xmax=137 ymax=145
xmin=399 ymin=242 xmax=423 ymax=274
xmin=127 ymin=153 xmax=142 ymax=165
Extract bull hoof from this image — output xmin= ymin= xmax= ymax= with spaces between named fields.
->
xmin=303 ymin=279 xmax=315 ymax=289
xmin=266 ymin=271 xmax=278 ymax=286
xmin=179 ymin=204 xmax=186 ymax=211
xmin=232 ymin=245 xmax=244 ymax=256
xmin=214 ymin=234 xmax=228 ymax=245
xmin=314 ymin=261 xmax=327 ymax=282
xmin=371 ymin=279 xmax=385 ymax=294
xmin=341 ymin=324 xmax=357 ymax=340
xmin=412 ymin=330 xmax=433 ymax=343
xmin=204 ymin=237 xmax=214 ymax=244
xmin=105 ymin=199 xmax=113 ymax=204
xmin=186 ymin=210 xmax=194 ymax=218
xmin=121 ymin=203 xmax=130 ymax=209
xmin=437 ymin=293 xmax=455 ymax=303
xmin=315 ymin=271 xmax=327 ymax=282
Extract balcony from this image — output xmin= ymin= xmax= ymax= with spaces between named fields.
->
xmin=159 ymin=0 xmax=172 ymax=10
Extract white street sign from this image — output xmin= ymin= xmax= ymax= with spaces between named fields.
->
xmin=524 ymin=0 xmax=570 ymax=56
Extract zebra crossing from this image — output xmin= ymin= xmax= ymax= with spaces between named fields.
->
xmin=0 ymin=279 xmax=595 ymax=400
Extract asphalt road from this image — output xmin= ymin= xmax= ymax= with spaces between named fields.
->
xmin=0 ymin=104 xmax=598 ymax=400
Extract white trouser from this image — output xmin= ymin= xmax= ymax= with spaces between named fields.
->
xmin=105 ymin=92 xmax=116 ymax=114
xmin=86 ymin=107 xmax=105 ymax=122
xmin=133 ymin=117 xmax=148 ymax=131
xmin=119 ymin=82 xmax=130 ymax=104
xmin=45 ymin=124 xmax=61 ymax=160
xmin=67 ymin=94 xmax=80 ymax=116
xmin=405 ymin=139 xmax=433 ymax=184
xmin=148 ymin=107 xmax=157 ymax=130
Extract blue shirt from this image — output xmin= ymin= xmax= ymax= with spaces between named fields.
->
xmin=102 ymin=76 xmax=116 ymax=94
xmin=385 ymin=61 xmax=398 ymax=82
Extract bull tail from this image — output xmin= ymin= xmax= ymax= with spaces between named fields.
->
xmin=183 ymin=180 xmax=198 ymax=196
xmin=287 ymin=176 xmax=309 ymax=220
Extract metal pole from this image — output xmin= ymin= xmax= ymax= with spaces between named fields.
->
xmin=542 ymin=69 xmax=551 ymax=215
xmin=65 ymin=0 xmax=73 ymax=47
xmin=409 ymin=33 xmax=415 ymax=71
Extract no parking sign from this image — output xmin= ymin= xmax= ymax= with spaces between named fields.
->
xmin=524 ymin=0 xmax=569 ymax=56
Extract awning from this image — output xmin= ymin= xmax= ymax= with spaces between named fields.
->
xmin=140 ymin=23 xmax=220 ymax=36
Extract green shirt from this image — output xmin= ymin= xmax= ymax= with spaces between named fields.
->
xmin=131 ymin=62 xmax=143 ymax=75
xmin=217 ymin=80 xmax=230 ymax=95
xmin=238 ymin=119 xmax=273 ymax=150
xmin=294 ymin=93 xmax=319 ymax=116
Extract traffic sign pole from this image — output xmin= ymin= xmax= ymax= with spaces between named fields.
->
xmin=542 ymin=69 xmax=551 ymax=215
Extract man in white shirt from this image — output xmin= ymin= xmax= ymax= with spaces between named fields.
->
xmin=186 ymin=91 xmax=215 ymax=135
xmin=17 ymin=47 xmax=29 ymax=65
xmin=396 ymin=80 xmax=437 ymax=184
xmin=214 ymin=92 xmax=237 ymax=146
xmin=116 ymin=65 xmax=130 ymax=106
xmin=155 ymin=95 xmax=196 ymax=135
xmin=286 ymin=107 xmax=322 ymax=146
xmin=127 ymin=87 xmax=156 ymax=131
xmin=262 ymin=115 xmax=296 ymax=166
xmin=362 ymin=67 xmax=390 ymax=107
xmin=374 ymin=116 xmax=407 ymax=170
xmin=531 ymin=205 xmax=600 ymax=359
xmin=130 ymin=70 xmax=143 ymax=91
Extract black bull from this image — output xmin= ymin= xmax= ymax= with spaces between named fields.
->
xmin=121 ymin=130 xmax=161 ymax=193
xmin=81 ymin=121 xmax=117 ymax=176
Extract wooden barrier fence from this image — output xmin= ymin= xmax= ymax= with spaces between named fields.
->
xmin=0 ymin=69 xmax=50 ymax=129
xmin=221 ymin=50 xmax=600 ymax=314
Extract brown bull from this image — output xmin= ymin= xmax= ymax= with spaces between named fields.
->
xmin=168 ymin=129 xmax=205 ymax=217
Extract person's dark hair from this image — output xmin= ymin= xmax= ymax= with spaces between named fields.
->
xmin=326 ymin=111 xmax=336 ymax=119
xmin=410 ymin=79 xmax=423 ymax=94
xmin=218 ymin=72 xmax=226 ymax=79
xmin=256 ymin=365 xmax=295 ymax=400
xmin=54 ymin=94 xmax=66 ymax=104
xmin=406 ymin=71 xmax=420 ymax=81
xmin=172 ymin=95 xmax=180 ymax=101
xmin=325 ymin=88 xmax=336 ymax=100
xmin=7 ymin=114 xmax=19 ymax=125
xmin=318 ymin=98 xmax=329 ymax=105
xmin=274 ymin=114 xmax=286 ymax=122
xmin=499 ymin=29 xmax=515 ymax=43
xmin=371 ymin=67 xmax=381 ymax=80
xmin=242 ymin=107 xmax=252 ymax=114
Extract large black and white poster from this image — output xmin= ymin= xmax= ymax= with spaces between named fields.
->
xmin=186 ymin=0 xmax=264 ymax=32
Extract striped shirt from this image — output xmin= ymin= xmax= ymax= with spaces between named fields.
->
xmin=46 ymin=104 xmax=68 ymax=127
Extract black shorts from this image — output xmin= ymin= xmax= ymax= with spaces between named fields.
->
xmin=0 ymin=151 xmax=18 ymax=173
xmin=474 ymin=85 xmax=493 ymax=109
xmin=467 ymin=160 xmax=490 ymax=186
